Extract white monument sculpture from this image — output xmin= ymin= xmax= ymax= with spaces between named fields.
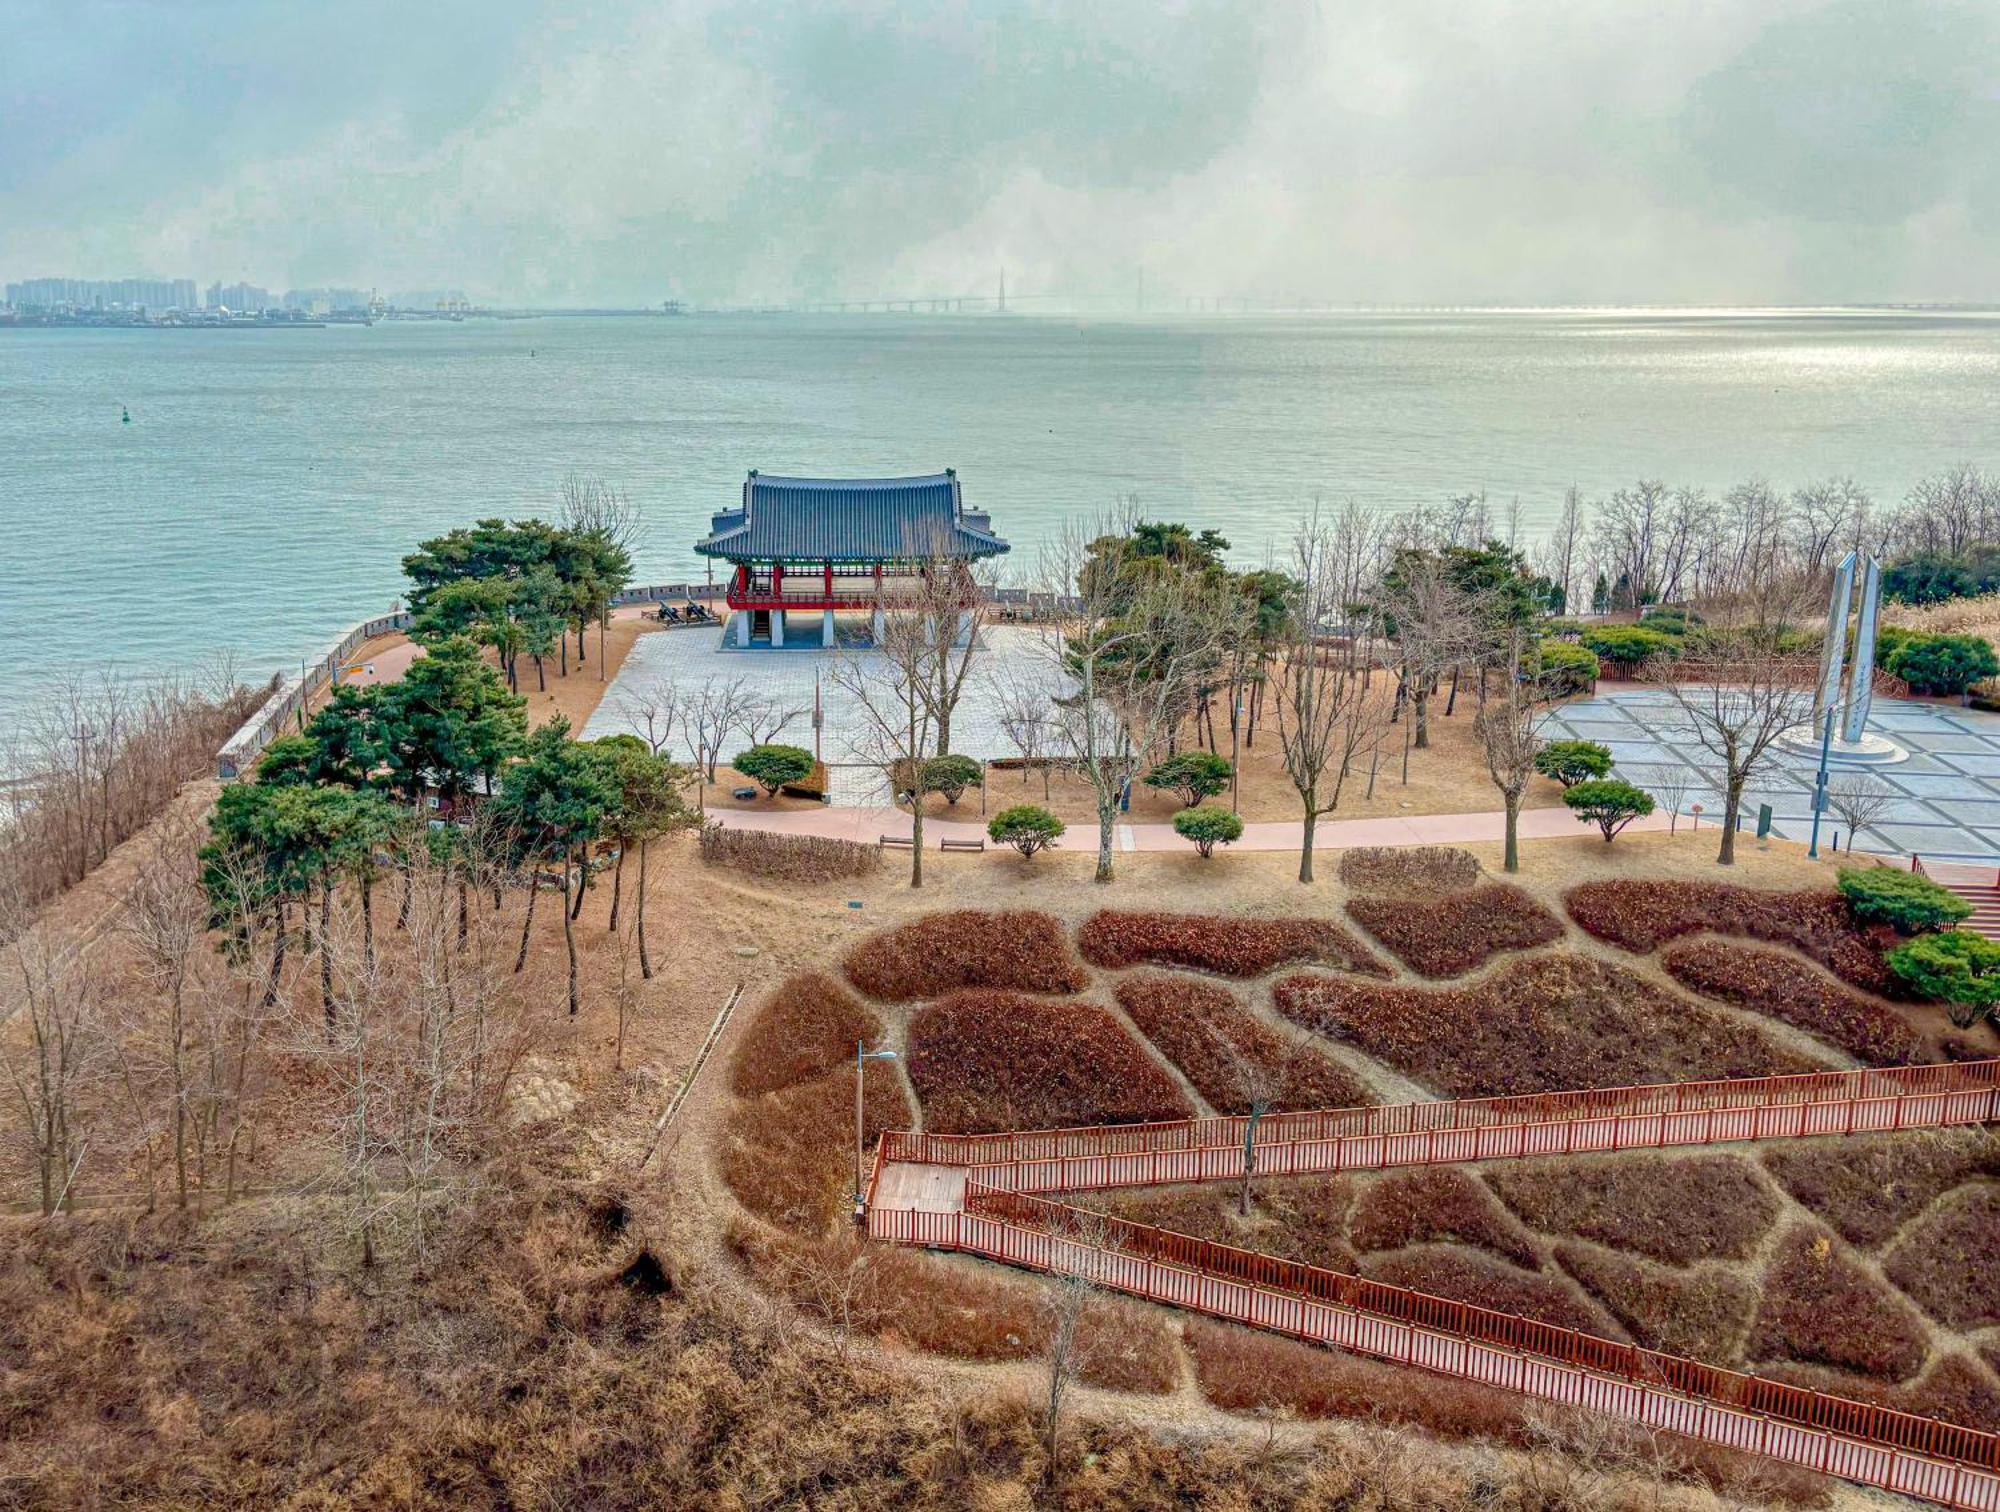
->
xmin=1791 ymin=549 xmax=1902 ymax=762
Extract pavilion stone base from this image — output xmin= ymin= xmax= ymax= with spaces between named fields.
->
xmin=1775 ymin=723 xmax=1909 ymax=765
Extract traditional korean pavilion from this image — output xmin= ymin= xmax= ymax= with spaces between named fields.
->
xmin=694 ymin=469 xmax=1009 ymax=647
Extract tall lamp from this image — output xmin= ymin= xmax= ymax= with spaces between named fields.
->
xmin=854 ymin=1042 xmax=899 ymax=1222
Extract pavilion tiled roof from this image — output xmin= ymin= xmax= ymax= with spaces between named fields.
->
xmin=695 ymin=470 xmax=1009 ymax=563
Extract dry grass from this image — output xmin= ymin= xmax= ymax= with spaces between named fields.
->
xmin=1274 ymin=956 xmax=1817 ymax=1099
xmin=1346 ymin=883 xmax=1564 ymax=979
xmin=1076 ymin=910 xmax=1387 ymax=978
xmin=1555 ymin=1243 xmax=1758 ymax=1362
xmin=1881 ymin=1185 xmax=2000 ymax=1330
xmin=1337 ymin=845 xmax=1482 ymax=896
xmin=719 ymin=1062 xmax=912 ymax=1235
xmin=729 ymin=972 xmax=883 ymax=1096
xmin=1486 ymin=1154 xmax=1780 ymax=1266
xmin=697 ymin=822 xmax=885 ymax=881
xmin=1095 ymin=1181 xmax=1358 ymax=1274
xmin=1565 ymin=881 xmax=1894 ymax=994
xmin=1112 ymin=974 xmax=1374 ymax=1113
xmin=1360 ymin=1246 xmax=1624 ymax=1337
xmin=844 ymin=910 xmax=1087 ymax=1001
xmin=906 ymin=991 xmax=1190 ymax=1134
xmin=1659 ymin=940 xmax=1930 ymax=1065
xmin=1746 ymin=1225 xmax=1931 ymax=1382
xmin=1347 ymin=1168 xmax=1541 ymax=1269
xmin=1759 ymin=1129 xmax=2000 ymax=1248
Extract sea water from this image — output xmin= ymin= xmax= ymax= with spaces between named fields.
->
xmin=2 ymin=309 xmax=1997 ymax=737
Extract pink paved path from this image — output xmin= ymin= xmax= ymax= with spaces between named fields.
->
xmin=707 ymin=800 xmax=1687 ymax=852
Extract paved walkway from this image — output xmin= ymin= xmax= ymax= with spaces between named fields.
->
xmin=708 ymin=798 xmax=1684 ymax=852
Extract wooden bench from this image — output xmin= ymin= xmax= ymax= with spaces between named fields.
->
xmin=939 ymin=837 xmax=986 ymax=853
xmin=878 ymin=834 xmax=914 ymax=849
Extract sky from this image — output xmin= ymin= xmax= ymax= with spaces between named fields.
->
xmin=3 ymin=0 xmax=1998 ymax=307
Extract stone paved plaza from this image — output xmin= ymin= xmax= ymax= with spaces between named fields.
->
xmin=1540 ymin=688 xmax=2000 ymax=861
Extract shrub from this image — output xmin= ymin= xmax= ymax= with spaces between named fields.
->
xmin=987 ymin=804 xmax=1064 ymax=858
xmin=1487 ymin=1153 xmax=1778 ymax=1266
xmin=919 ymin=753 xmax=983 ymax=804
xmin=1565 ymin=879 xmax=1895 ymax=993
xmin=1747 ymin=1225 xmax=1930 ymax=1382
xmin=906 ymin=990 xmax=1191 ymax=1133
xmin=729 ymin=973 xmax=882 ymax=1096
xmin=1762 ymin=1130 xmax=2000 ymax=1249
xmin=844 ymin=910 xmax=1087 ymax=1000
xmin=1886 ymin=929 xmax=2000 ymax=1025
xmin=1346 ymin=883 xmax=1563 ymax=978
xmin=1562 ymin=778 xmax=1654 ymax=841
xmin=1661 ymin=940 xmax=1930 ymax=1065
xmin=1079 ymin=910 xmax=1387 ymax=977
xmin=1532 ymin=638 xmax=1600 ymax=697
xmin=719 ymin=1062 xmax=911 ymax=1235
xmin=1360 ymin=1246 xmax=1623 ymax=1337
xmin=730 ymin=743 xmax=815 ymax=797
xmin=1337 ymin=845 xmax=1480 ymax=896
xmin=1580 ymin=624 xmax=1679 ymax=671
xmin=1881 ymin=1187 xmax=2000 ymax=1329
xmin=1885 ymin=631 xmax=2000 ymax=695
xmin=697 ymin=821 xmax=883 ymax=881
xmin=1274 ymin=956 xmax=1816 ymax=1098
xmin=1143 ymin=750 xmax=1233 ymax=807
xmin=1347 ymin=1168 xmax=1540 ymax=1269
xmin=1836 ymin=865 xmax=1973 ymax=935
xmin=1112 ymin=974 xmax=1374 ymax=1113
xmin=1556 ymin=1243 xmax=1757 ymax=1362
xmin=1534 ymin=740 xmax=1613 ymax=788
xmin=1172 ymin=804 xmax=1243 ymax=858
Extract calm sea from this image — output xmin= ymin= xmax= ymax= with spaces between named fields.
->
xmin=2 ymin=310 xmax=1997 ymax=738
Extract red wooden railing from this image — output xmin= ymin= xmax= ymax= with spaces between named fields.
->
xmin=880 ymin=1060 xmax=2000 ymax=1195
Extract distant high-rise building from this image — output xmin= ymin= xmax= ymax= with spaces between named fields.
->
xmin=3 ymin=275 xmax=197 ymax=311
xmin=205 ymin=281 xmax=273 ymax=312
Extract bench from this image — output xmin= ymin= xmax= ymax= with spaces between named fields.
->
xmin=939 ymin=838 xmax=986 ymax=853
xmin=731 ymin=786 xmax=758 ymax=801
xmin=878 ymin=834 xmax=914 ymax=849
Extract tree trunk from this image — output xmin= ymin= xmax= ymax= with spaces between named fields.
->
xmin=319 ymin=882 xmax=334 ymax=1038
xmin=568 ymin=855 xmax=588 ymax=920
xmin=1299 ymin=809 xmax=1316 ymax=884
xmin=1095 ymin=804 xmax=1116 ymax=883
xmin=609 ymin=842 xmax=626 ymax=930
xmin=396 ymin=862 xmax=413 ymax=930
xmin=1718 ymin=774 xmax=1743 ymax=865
xmin=263 ymin=904 xmax=288 ymax=1009
xmin=1239 ymin=1113 xmax=1261 ymax=1217
xmin=1444 ymin=666 xmax=1460 ymax=716
xmin=560 ymin=636 xmax=568 ymax=676
xmin=1503 ymin=790 xmax=1522 ymax=873
xmin=562 ymin=850 xmax=580 ymax=1016
xmin=599 ymin=616 xmax=606 ymax=680
xmin=458 ymin=878 xmax=469 ymax=946
xmin=535 ymin=654 xmax=546 ymax=691
xmin=637 ymin=839 xmax=653 ymax=979
xmin=910 ymin=797 xmax=925 ymax=888
xmin=514 ymin=873 xmax=538 ymax=973
xmin=1414 ymin=689 xmax=1431 ymax=749
xmin=360 ymin=875 xmax=374 ymax=970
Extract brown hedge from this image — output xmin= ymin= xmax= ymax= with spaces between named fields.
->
xmin=1112 ymin=974 xmax=1374 ymax=1114
xmin=1346 ymin=1168 xmax=1541 ymax=1270
xmin=843 ymin=910 xmax=1087 ymax=1001
xmin=1077 ymin=910 xmax=1388 ymax=978
xmin=906 ymin=990 xmax=1191 ymax=1134
xmin=1881 ymin=1186 xmax=2000 ymax=1330
xmin=1761 ymin=1355 xmax=2000 ymax=1437
xmin=1359 ymin=1246 xmax=1623 ymax=1338
xmin=1555 ymin=1243 xmax=1758 ymax=1362
xmin=1564 ymin=880 xmax=1894 ymax=993
xmin=1345 ymin=883 xmax=1563 ymax=979
xmin=1097 ymin=1180 xmax=1359 ymax=1275
xmin=719 ymin=1062 xmax=912 ymax=1236
xmin=1273 ymin=956 xmax=1817 ymax=1099
xmin=1486 ymin=1152 xmax=1779 ymax=1266
xmin=1660 ymin=940 xmax=1929 ymax=1066
xmin=1746 ymin=1225 xmax=1931 ymax=1382
xmin=1760 ymin=1129 xmax=2000 ymax=1248
xmin=1336 ymin=845 xmax=1482 ymax=896
xmin=697 ymin=822 xmax=883 ymax=880
xmin=729 ymin=973 xmax=882 ymax=1096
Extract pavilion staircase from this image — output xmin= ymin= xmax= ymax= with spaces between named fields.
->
xmin=1912 ymin=858 xmax=2000 ymax=941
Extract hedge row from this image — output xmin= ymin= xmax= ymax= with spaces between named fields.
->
xmin=1746 ymin=1225 xmax=1931 ymax=1382
xmin=844 ymin=910 xmax=1088 ymax=1001
xmin=1346 ymin=883 xmax=1563 ymax=979
xmin=1078 ymin=910 xmax=1387 ymax=978
xmin=1556 ymin=1242 xmax=1759 ymax=1362
xmin=1335 ymin=845 xmax=1481 ymax=896
xmin=728 ymin=972 xmax=881 ymax=1096
xmin=697 ymin=822 xmax=882 ymax=881
xmin=1359 ymin=1245 xmax=1624 ymax=1339
xmin=1659 ymin=940 xmax=1929 ymax=1066
xmin=1760 ymin=1129 xmax=2000 ymax=1248
xmin=1346 ymin=1167 xmax=1541 ymax=1270
xmin=1112 ymin=974 xmax=1374 ymax=1114
xmin=719 ymin=1061 xmax=912 ymax=1236
xmin=1486 ymin=1152 xmax=1779 ymax=1267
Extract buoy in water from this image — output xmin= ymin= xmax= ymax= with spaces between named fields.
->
xmin=121 ymin=407 xmax=131 ymax=423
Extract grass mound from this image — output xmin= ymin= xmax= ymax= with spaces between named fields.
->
xmin=1346 ymin=1168 xmax=1541 ymax=1269
xmin=1761 ymin=1129 xmax=2000 ymax=1248
xmin=1565 ymin=880 xmax=1893 ymax=993
xmin=843 ymin=910 xmax=1087 ymax=1001
xmin=1345 ymin=883 xmax=1562 ymax=978
xmin=729 ymin=972 xmax=883 ymax=1096
xmin=906 ymin=990 xmax=1191 ymax=1134
xmin=1273 ymin=956 xmax=1817 ymax=1099
xmin=1077 ymin=910 xmax=1387 ymax=978
xmin=1360 ymin=1246 xmax=1622 ymax=1338
xmin=1882 ymin=1186 xmax=2000 ymax=1330
xmin=1112 ymin=975 xmax=1373 ymax=1114
xmin=1555 ymin=1243 xmax=1758 ymax=1361
xmin=1486 ymin=1153 xmax=1779 ymax=1266
xmin=1747 ymin=1225 xmax=1930 ymax=1382
xmin=1336 ymin=845 xmax=1482 ymax=896
xmin=1660 ymin=940 xmax=1928 ymax=1066
xmin=719 ymin=1062 xmax=911 ymax=1235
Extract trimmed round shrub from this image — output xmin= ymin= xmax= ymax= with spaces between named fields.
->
xmin=1533 ymin=639 xmax=1600 ymax=696
xmin=1173 ymin=804 xmax=1244 ymax=858
xmin=1143 ymin=751 xmax=1233 ymax=807
xmin=1885 ymin=632 xmax=2000 ymax=696
xmin=731 ymin=743 xmax=815 ymax=797
xmin=920 ymin=753 xmax=984 ymax=804
xmin=1580 ymin=624 xmax=1680 ymax=671
xmin=1562 ymin=778 xmax=1655 ymax=841
xmin=1886 ymin=930 xmax=2000 ymax=1027
xmin=987 ymin=804 xmax=1065 ymax=858
xmin=1534 ymin=739 xmax=1613 ymax=788
xmin=1836 ymin=865 xmax=1972 ymax=935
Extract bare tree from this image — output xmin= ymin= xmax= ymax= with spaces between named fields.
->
xmin=1625 ymin=763 xmax=1695 ymax=835
xmin=560 ymin=475 xmax=643 ymax=678
xmin=1542 ymin=485 xmax=1587 ymax=616
xmin=987 ymin=661 xmax=1061 ymax=800
xmin=1210 ymin=1024 xmax=1309 ymax=1217
xmin=1814 ymin=770 xmax=1899 ymax=852
xmin=1475 ymin=625 xmax=1545 ymax=873
xmin=740 ymin=691 xmax=809 ymax=748
xmin=1039 ymin=1209 xmax=1114 ymax=1481
xmin=828 ymin=579 xmax=945 ymax=889
xmin=1792 ymin=477 xmax=1870 ymax=575
xmin=1648 ymin=650 xmax=1816 ymax=865
xmin=618 ymin=677 xmax=680 ymax=756
xmin=680 ymin=676 xmax=756 ymax=790
xmin=120 ymin=817 xmax=210 ymax=1210
xmin=1 ymin=935 xmax=103 ymax=1214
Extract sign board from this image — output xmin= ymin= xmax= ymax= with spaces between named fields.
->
xmin=1756 ymin=803 xmax=1774 ymax=838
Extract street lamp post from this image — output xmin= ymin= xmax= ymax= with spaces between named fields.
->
xmin=1807 ymin=708 xmax=1836 ymax=859
xmin=854 ymin=1041 xmax=899 ymax=1223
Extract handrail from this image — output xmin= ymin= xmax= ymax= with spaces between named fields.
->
xmin=880 ymin=1059 xmax=2000 ymax=1170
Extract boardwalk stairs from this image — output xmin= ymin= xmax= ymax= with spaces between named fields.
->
xmin=1912 ymin=858 xmax=2000 ymax=940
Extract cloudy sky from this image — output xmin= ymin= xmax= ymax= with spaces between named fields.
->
xmin=4 ymin=0 xmax=1997 ymax=306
